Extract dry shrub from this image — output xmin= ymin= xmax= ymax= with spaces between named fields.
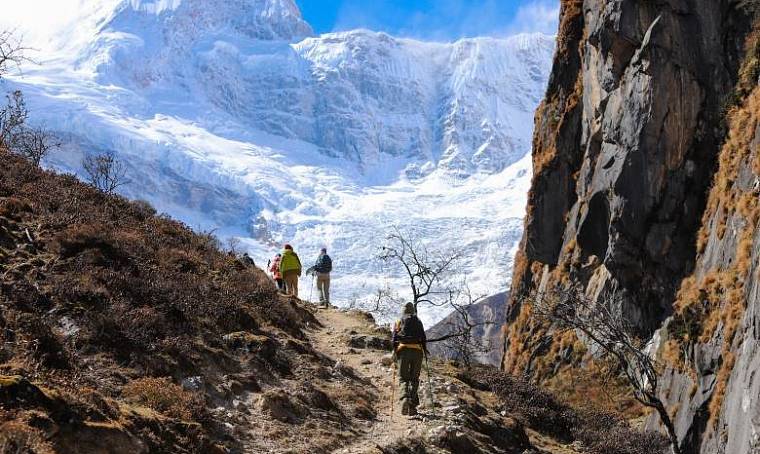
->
xmin=544 ymin=358 xmax=644 ymax=420
xmin=462 ymin=367 xmax=577 ymax=441
xmin=122 ymin=377 xmax=205 ymax=421
xmin=0 ymin=420 xmax=54 ymax=454
xmin=50 ymin=224 xmax=122 ymax=261
xmin=0 ymin=147 xmax=309 ymax=449
xmin=127 ymin=199 xmax=156 ymax=221
xmin=0 ymin=197 xmax=31 ymax=220
xmin=460 ymin=367 xmax=668 ymax=454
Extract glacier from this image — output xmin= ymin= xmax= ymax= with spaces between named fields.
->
xmin=4 ymin=0 xmax=554 ymax=325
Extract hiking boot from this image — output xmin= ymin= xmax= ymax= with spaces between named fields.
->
xmin=407 ymin=405 xmax=417 ymax=416
xmin=401 ymin=400 xmax=409 ymax=416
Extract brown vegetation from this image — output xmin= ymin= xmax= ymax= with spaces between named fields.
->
xmin=0 ymin=149 xmax=363 ymax=452
xmin=122 ymin=377 xmax=205 ymax=421
xmin=460 ymin=367 xmax=669 ymax=454
xmin=668 ymin=25 xmax=760 ymax=426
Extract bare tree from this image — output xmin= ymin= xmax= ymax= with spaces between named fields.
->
xmin=13 ymin=125 xmax=61 ymax=166
xmin=0 ymin=90 xmax=27 ymax=148
xmin=529 ymin=288 xmax=682 ymax=454
xmin=378 ymin=228 xmax=493 ymax=366
xmin=82 ymin=152 xmax=130 ymax=194
xmin=226 ymin=237 xmax=242 ymax=255
xmin=0 ymin=30 xmax=31 ymax=80
xmin=378 ymin=227 xmax=459 ymax=311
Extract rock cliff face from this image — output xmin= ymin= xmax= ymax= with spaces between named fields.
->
xmin=503 ymin=0 xmax=759 ymax=452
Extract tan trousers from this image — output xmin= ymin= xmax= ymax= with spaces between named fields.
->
xmin=316 ymin=272 xmax=330 ymax=305
xmin=283 ymin=270 xmax=299 ymax=297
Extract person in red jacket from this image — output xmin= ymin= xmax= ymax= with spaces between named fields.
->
xmin=269 ymin=253 xmax=284 ymax=291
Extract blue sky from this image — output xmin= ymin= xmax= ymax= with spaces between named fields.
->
xmin=298 ymin=0 xmax=559 ymax=40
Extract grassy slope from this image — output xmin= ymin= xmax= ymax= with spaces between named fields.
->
xmin=0 ymin=150 xmax=372 ymax=453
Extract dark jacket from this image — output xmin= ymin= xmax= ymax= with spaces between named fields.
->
xmin=392 ymin=314 xmax=426 ymax=351
xmin=313 ymin=253 xmax=332 ymax=273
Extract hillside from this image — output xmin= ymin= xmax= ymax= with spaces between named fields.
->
xmin=426 ymin=291 xmax=508 ymax=366
xmin=0 ymin=149 xmax=665 ymax=453
xmin=503 ymin=0 xmax=760 ymax=452
xmin=6 ymin=0 xmax=554 ymax=320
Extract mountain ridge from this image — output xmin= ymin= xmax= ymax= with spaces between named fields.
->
xmin=7 ymin=0 xmax=554 ymax=323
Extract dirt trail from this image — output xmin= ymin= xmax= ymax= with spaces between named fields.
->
xmin=304 ymin=304 xmax=584 ymax=454
xmin=307 ymin=306 xmax=433 ymax=453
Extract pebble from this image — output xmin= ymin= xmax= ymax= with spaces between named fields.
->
xmin=181 ymin=376 xmax=204 ymax=391
xmin=442 ymin=405 xmax=461 ymax=413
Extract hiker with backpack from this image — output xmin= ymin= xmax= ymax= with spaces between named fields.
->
xmin=307 ymin=247 xmax=332 ymax=307
xmin=392 ymin=302 xmax=427 ymax=416
xmin=278 ymin=244 xmax=302 ymax=297
xmin=269 ymin=253 xmax=284 ymax=291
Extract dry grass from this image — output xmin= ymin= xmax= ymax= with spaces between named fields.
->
xmin=708 ymin=351 xmax=736 ymax=427
xmin=122 ymin=377 xmax=205 ymax=421
xmin=0 ymin=150 xmax=318 ymax=451
xmin=461 ymin=367 xmax=668 ymax=454
xmin=669 ymin=44 xmax=760 ymax=424
xmin=0 ymin=420 xmax=55 ymax=454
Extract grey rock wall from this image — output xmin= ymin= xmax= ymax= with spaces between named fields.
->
xmin=504 ymin=1 xmax=759 ymax=452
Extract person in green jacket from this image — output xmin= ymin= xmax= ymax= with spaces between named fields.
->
xmin=279 ymin=244 xmax=302 ymax=297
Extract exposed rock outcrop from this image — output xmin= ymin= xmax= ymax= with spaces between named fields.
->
xmin=503 ymin=0 xmax=759 ymax=452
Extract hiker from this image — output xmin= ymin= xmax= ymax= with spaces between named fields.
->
xmin=278 ymin=244 xmax=302 ymax=297
xmin=269 ymin=253 xmax=284 ymax=291
xmin=309 ymin=247 xmax=332 ymax=307
xmin=392 ymin=302 xmax=427 ymax=416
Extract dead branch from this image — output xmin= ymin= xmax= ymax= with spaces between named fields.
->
xmin=528 ymin=288 xmax=682 ymax=454
xmin=13 ymin=125 xmax=61 ymax=166
xmin=82 ymin=151 xmax=131 ymax=194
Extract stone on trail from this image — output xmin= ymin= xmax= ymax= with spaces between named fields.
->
xmin=348 ymin=334 xmax=392 ymax=351
xmin=380 ymin=354 xmax=394 ymax=366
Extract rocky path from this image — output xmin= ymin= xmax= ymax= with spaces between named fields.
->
xmin=307 ymin=306 xmax=435 ymax=453
xmin=305 ymin=305 xmax=584 ymax=454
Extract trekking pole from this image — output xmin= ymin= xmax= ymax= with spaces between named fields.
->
xmin=390 ymin=361 xmax=396 ymax=421
xmin=424 ymin=352 xmax=435 ymax=414
xmin=308 ymin=273 xmax=315 ymax=304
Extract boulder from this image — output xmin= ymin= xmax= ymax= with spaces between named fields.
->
xmin=347 ymin=335 xmax=392 ymax=351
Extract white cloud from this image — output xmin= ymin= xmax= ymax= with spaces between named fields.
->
xmin=507 ymin=0 xmax=560 ymax=36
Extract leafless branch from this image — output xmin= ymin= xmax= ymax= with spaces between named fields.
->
xmin=82 ymin=151 xmax=131 ymax=194
xmin=527 ymin=288 xmax=682 ymax=454
xmin=12 ymin=125 xmax=61 ymax=166
xmin=0 ymin=30 xmax=34 ymax=79
xmin=378 ymin=226 xmax=461 ymax=310
xmin=0 ymin=90 xmax=27 ymax=148
xmin=377 ymin=227 xmax=494 ymax=368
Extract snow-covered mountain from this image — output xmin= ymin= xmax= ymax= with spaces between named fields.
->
xmin=6 ymin=0 xmax=554 ymax=324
